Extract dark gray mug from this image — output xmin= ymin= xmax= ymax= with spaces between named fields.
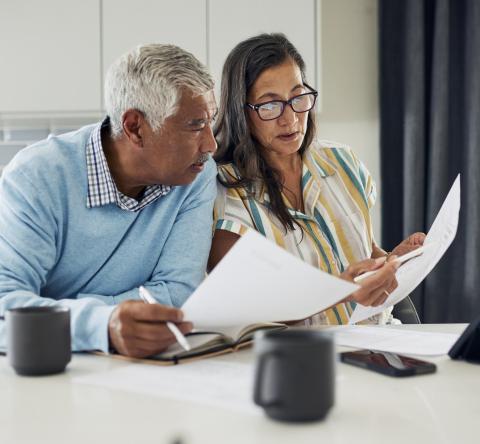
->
xmin=253 ymin=328 xmax=335 ymax=422
xmin=5 ymin=306 xmax=71 ymax=376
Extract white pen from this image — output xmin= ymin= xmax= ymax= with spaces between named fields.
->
xmin=138 ymin=285 xmax=191 ymax=352
xmin=354 ymin=243 xmax=435 ymax=283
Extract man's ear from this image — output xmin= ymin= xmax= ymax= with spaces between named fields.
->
xmin=122 ymin=109 xmax=145 ymax=147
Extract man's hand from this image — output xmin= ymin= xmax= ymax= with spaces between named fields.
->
xmin=390 ymin=232 xmax=426 ymax=258
xmin=340 ymin=257 xmax=400 ymax=307
xmin=108 ymin=300 xmax=193 ymax=358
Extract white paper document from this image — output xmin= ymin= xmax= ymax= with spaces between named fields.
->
xmin=182 ymin=230 xmax=359 ymax=332
xmin=326 ymin=325 xmax=460 ymax=356
xmin=349 ymin=175 xmax=461 ymax=324
xmin=74 ymin=360 xmax=260 ymax=415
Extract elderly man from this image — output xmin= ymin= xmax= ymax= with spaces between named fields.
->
xmin=0 ymin=44 xmax=217 ymax=358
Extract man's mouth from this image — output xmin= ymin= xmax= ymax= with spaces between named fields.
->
xmin=193 ymin=153 xmax=211 ymax=166
xmin=191 ymin=153 xmax=211 ymax=171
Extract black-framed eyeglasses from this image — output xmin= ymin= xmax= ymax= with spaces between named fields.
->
xmin=245 ymin=84 xmax=318 ymax=121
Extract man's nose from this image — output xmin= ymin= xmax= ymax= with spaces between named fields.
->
xmin=201 ymin=125 xmax=217 ymax=153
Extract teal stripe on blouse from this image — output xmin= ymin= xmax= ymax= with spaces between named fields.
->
xmin=304 ymin=222 xmax=332 ymax=274
xmin=358 ymin=164 xmax=367 ymax=189
xmin=248 ymin=198 xmax=266 ymax=235
xmin=332 ymin=306 xmax=343 ymax=324
xmin=302 ymin=170 xmax=312 ymax=188
xmin=331 ymin=148 xmax=368 ymax=208
xmin=313 ymin=208 xmax=345 ymax=272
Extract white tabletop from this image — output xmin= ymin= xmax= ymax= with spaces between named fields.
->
xmin=1 ymin=324 xmax=478 ymax=444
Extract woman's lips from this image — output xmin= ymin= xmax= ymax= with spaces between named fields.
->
xmin=277 ymin=132 xmax=299 ymax=142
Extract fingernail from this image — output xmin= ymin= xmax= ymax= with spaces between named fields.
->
xmin=375 ymin=257 xmax=386 ymax=265
xmin=176 ymin=310 xmax=184 ymax=322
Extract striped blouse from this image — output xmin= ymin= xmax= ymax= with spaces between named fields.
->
xmin=213 ymin=140 xmax=390 ymax=325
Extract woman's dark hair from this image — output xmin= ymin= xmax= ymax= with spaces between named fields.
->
xmin=214 ymin=33 xmax=317 ymax=232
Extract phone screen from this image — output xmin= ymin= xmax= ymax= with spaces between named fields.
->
xmin=340 ymin=350 xmax=437 ymax=376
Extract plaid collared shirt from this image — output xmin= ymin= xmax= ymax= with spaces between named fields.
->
xmin=86 ymin=119 xmax=171 ymax=211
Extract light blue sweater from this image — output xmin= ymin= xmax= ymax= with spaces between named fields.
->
xmin=0 ymin=124 xmax=216 ymax=352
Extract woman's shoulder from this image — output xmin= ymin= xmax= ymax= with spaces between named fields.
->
xmin=216 ymin=162 xmax=244 ymax=184
xmin=308 ymin=139 xmax=359 ymax=171
xmin=311 ymin=139 xmax=353 ymax=156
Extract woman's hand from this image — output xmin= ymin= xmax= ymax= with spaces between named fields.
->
xmin=390 ymin=232 xmax=426 ymax=258
xmin=340 ymin=257 xmax=400 ymax=307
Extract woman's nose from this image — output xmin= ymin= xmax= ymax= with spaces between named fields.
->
xmin=278 ymin=104 xmax=298 ymax=126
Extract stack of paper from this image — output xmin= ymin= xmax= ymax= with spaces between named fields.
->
xmin=349 ymin=175 xmax=461 ymax=324
xmin=182 ymin=230 xmax=358 ymax=332
xmin=325 ymin=325 xmax=461 ymax=356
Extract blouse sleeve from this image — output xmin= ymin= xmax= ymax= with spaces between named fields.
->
xmin=347 ymin=147 xmax=377 ymax=211
xmin=213 ymin=180 xmax=256 ymax=236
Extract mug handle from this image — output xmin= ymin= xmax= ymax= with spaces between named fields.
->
xmin=253 ymin=351 xmax=283 ymax=408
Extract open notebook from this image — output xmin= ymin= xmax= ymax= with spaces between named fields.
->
xmin=147 ymin=322 xmax=288 ymax=364
xmin=108 ymin=230 xmax=359 ymax=365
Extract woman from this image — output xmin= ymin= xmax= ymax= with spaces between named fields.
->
xmin=209 ymin=33 xmax=424 ymax=324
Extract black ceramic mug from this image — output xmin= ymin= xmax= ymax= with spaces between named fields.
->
xmin=5 ymin=306 xmax=71 ymax=376
xmin=253 ymin=328 xmax=335 ymax=422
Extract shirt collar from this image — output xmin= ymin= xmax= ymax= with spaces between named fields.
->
xmin=85 ymin=118 xmax=171 ymax=211
xmin=253 ymin=145 xmax=337 ymax=208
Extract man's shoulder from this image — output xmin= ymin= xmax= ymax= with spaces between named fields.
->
xmin=4 ymin=124 xmax=95 ymax=181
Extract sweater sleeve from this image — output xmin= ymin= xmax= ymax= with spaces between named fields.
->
xmin=0 ymin=167 xmax=114 ymax=353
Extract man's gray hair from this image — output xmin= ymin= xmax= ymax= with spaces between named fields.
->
xmin=105 ymin=43 xmax=214 ymax=137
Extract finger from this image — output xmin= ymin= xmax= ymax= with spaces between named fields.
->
xmin=358 ymin=287 xmax=385 ymax=306
xmin=386 ymin=277 xmax=398 ymax=294
xmin=122 ymin=300 xmax=184 ymax=323
xmin=373 ymin=276 xmax=398 ymax=306
xmin=353 ymin=265 xmax=398 ymax=305
xmin=360 ymin=261 xmax=398 ymax=288
xmin=133 ymin=321 xmax=193 ymax=342
xmin=412 ymin=232 xmax=426 ymax=245
xmin=345 ymin=257 xmax=386 ymax=279
xmin=364 ymin=286 xmax=391 ymax=307
xmin=120 ymin=338 xmax=173 ymax=358
xmin=373 ymin=293 xmax=389 ymax=307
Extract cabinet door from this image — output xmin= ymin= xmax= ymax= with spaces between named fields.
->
xmin=0 ymin=0 xmax=101 ymax=113
xmin=102 ymin=0 xmax=207 ymax=85
xmin=208 ymin=0 xmax=319 ymax=93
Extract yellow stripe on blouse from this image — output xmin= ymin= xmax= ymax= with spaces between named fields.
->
xmin=214 ymin=140 xmax=387 ymax=325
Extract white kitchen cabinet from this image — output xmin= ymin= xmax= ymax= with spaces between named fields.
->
xmin=0 ymin=0 xmax=320 ymax=115
xmin=102 ymin=0 xmax=207 ymax=86
xmin=208 ymin=0 xmax=320 ymax=95
xmin=0 ymin=0 xmax=101 ymax=113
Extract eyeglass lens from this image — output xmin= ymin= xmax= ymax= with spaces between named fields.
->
xmin=258 ymin=93 xmax=316 ymax=120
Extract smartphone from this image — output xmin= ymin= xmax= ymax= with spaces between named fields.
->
xmin=340 ymin=349 xmax=437 ymax=377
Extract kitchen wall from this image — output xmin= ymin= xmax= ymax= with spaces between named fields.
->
xmin=318 ymin=0 xmax=381 ymax=240
xmin=0 ymin=0 xmax=380 ymax=238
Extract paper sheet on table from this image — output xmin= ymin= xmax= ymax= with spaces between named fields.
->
xmin=326 ymin=325 xmax=461 ymax=356
xmin=74 ymin=360 xmax=260 ymax=415
xmin=182 ymin=230 xmax=359 ymax=333
xmin=349 ymin=175 xmax=461 ymax=324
